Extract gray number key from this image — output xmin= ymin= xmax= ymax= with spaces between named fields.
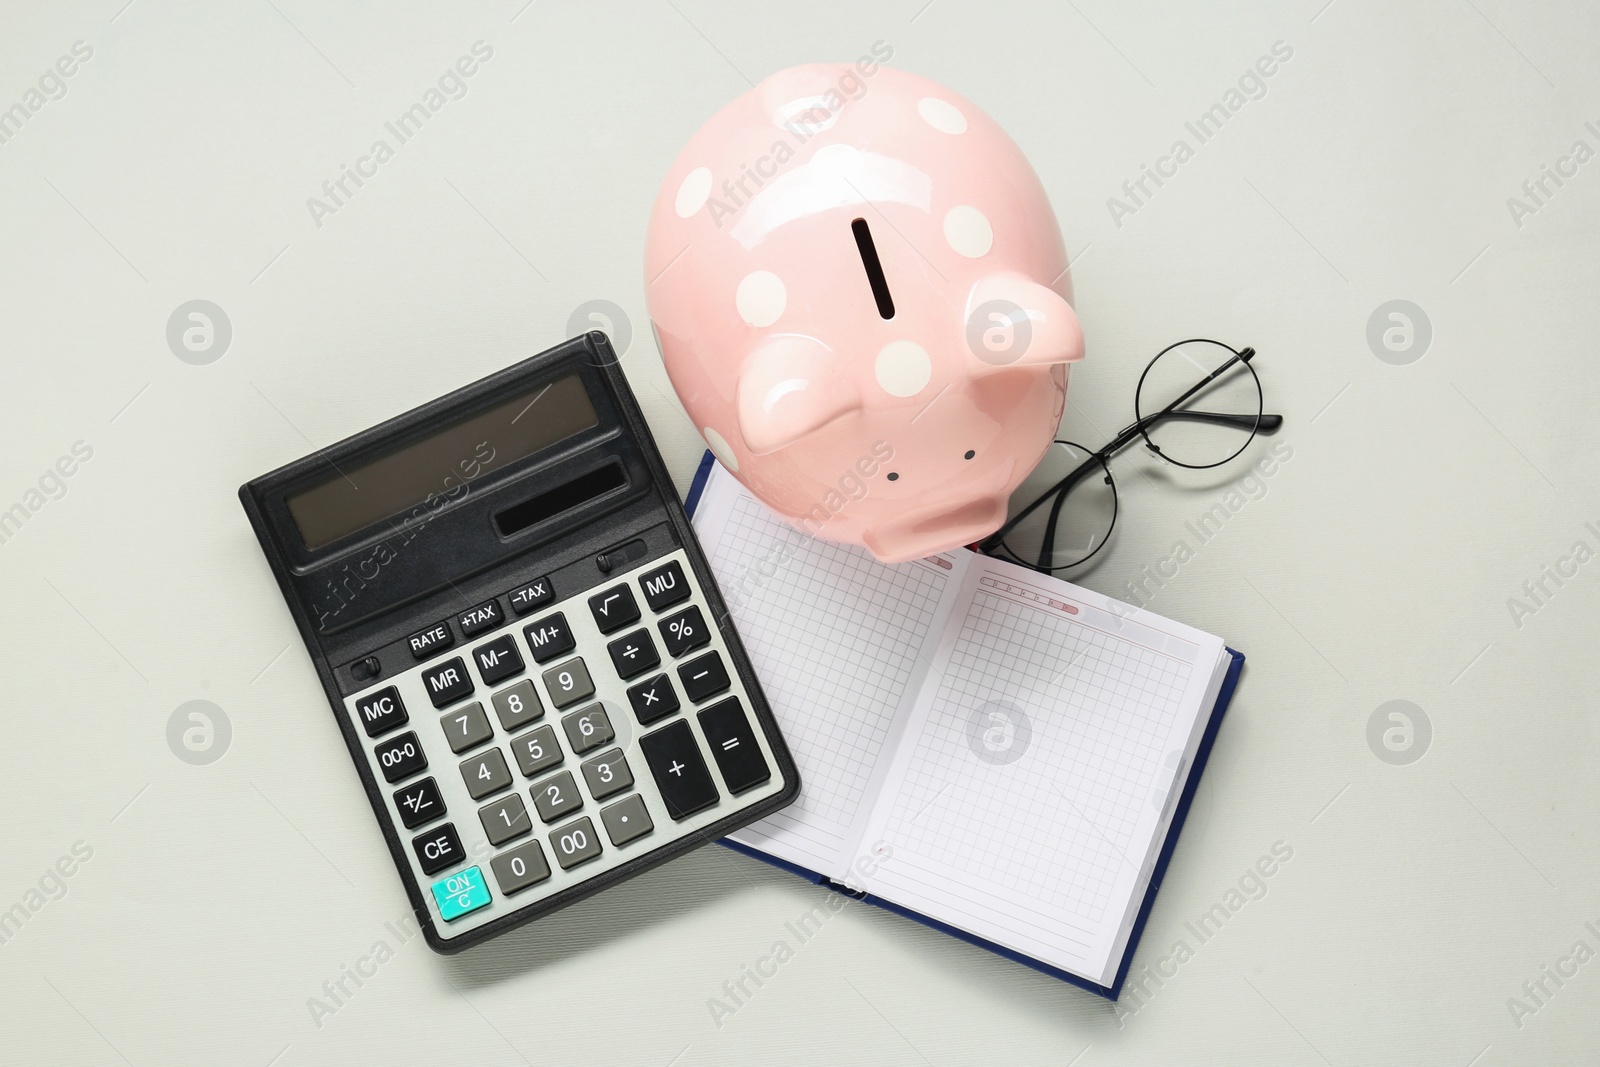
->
xmin=441 ymin=701 xmax=493 ymax=753
xmin=580 ymin=748 xmax=634 ymax=801
xmin=542 ymin=657 xmax=594 ymax=709
xmin=530 ymin=770 xmax=584 ymax=823
xmin=490 ymin=839 xmax=550 ymax=895
xmin=550 ymin=815 xmax=603 ymax=870
xmin=509 ymin=723 xmax=563 ymax=778
xmin=600 ymin=794 xmax=654 ymax=847
xmin=460 ymin=748 xmax=513 ymax=800
xmin=562 ymin=704 xmax=614 ymax=754
xmin=478 ymin=793 xmax=532 ymax=846
xmin=491 ymin=680 xmax=543 ymax=732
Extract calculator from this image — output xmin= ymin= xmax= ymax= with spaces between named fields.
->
xmin=239 ymin=333 xmax=798 ymax=953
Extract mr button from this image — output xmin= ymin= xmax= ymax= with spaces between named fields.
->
xmin=423 ymin=657 xmax=475 ymax=708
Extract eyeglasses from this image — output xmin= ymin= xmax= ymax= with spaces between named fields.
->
xmin=980 ymin=339 xmax=1284 ymax=573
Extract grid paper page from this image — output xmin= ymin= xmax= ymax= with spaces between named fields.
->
xmin=703 ymin=491 xmax=950 ymax=874
xmin=866 ymin=577 xmax=1210 ymax=979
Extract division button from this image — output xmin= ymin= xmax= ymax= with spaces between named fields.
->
xmin=375 ymin=731 xmax=428 ymax=783
xmin=607 ymin=628 xmax=660 ymax=680
xmin=627 ymin=673 xmax=680 ymax=726
xmin=638 ymin=560 xmax=691 ymax=612
xmin=677 ymin=651 xmax=730 ymax=704
xmin=456 ymin=599 xmax=504 ymax=638
xmin=588 ymin=584 xmax=640 ymax=634
xmin=639 ymin=719 xmax=720 ymax=820
xmin=393 ymin=777 xmax=446 ymax=829
xmin=490 ymin=839 xmax=551 ymax=895
xmin=430 ymin=865 xmax=491 ymax=922
xmin=412 ymin=821 xmax=465 ymax=875
xmin=478 ymin=793 xmax=533 ymax=846
xmin=509 ymin=724 xmax=563 ymax=778
xmin=561 ymin=705 xmax=614 ymax=755
xmin=354 ymin=686 xmax=408 ymax=738
xmin=523 ymin=612 xmax=576 ymax=664
xmin=549 ymin=816 xmax=603 ymax=870
xmin=658 ymin=606 xmax=710 ymax=659
xmin=423 ymin=656 xmax=475 ymax=708
xmin=697 ymin=698 xmax=771 ymax=795
xmin=440 ymin=701 xmax=493 ymax=754
xmin=408 ymin=621 xmax=454 ymax=659
xmin=542 ymin=657 xmax=594 ymax=709
xmin=530 ymin=770 xmax=584 ymax=823
xmin=600 ymin=794 xmax=654 ymax=847
xmin=506 ymin=575 xmax=554 ymax=616
xmin=460 ymin=747 xmax=513 ymax=800
xmin=580 ymin=748 xmax=634 ymax=801
xmin=472 ymin=634 xmax=525 ymax=686
xmin=490 ymin=679 xmax=543 ymax=732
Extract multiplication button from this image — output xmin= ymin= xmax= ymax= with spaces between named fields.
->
xmin=638 ymin=560 xmax=691 ymax=612
xmin=423 ymin=657 xmax=474 ymax=708
xmin=658 ymin=606 xmax=710 ymax=658
xmin=627 ymin=674 xmax=680 ymax=726
xmin=354 ymin=686 xmax=408 ymax=738
xmin=375 ymin=731 xmax=427 ymax=783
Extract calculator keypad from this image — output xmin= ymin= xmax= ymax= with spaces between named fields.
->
xmin=344 ymin=548 xmax=786 ymax=943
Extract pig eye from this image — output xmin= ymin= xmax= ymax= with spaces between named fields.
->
xmin=851 ymin=218 xmax=895 ymax=319
xmin=964 ymin=450 xmax=975 ymax=460
xmin=887 ymin=471 xmax=900 ymax=481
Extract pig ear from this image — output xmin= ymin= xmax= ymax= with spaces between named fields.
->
xmin=964 ymin=273 xmax=1085 ymax=372
xmin=736 ymin=335 xmax=861 ymax=455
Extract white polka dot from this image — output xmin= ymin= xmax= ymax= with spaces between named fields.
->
xmin=944 ymin=205 xmax=993 ymax=258
xmin=918 ymin=97 xmax=967 ymax=134
xmin=736 ymin=271 xmax=786 ymax=328
xmin=875 ymin=340 xmax=932 ymax=397
xmin=704 ymin=427 xmax=739 ymax=471
xmin=675 ymin=167 xmax=712 ymax=217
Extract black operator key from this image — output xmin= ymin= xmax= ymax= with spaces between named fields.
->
xmin=639 ymin=719 xmax=720 ymax=820
xmin=697 ymin=698 xmax=771 ymax=795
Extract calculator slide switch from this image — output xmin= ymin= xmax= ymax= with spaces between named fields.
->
xmin=697 ymin=698 xmax=771 ymax=795
xmin=423 ymin=657 xmax=475 ymax=708
xmin=355 ymin=686 xmax=408 ymax=738
xmin=430 ymin=865 xmax=491 ymax=922
xmin=639 ymin=720 xmax=720 ymax=820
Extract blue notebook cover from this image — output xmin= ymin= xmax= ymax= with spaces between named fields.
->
xmin=684 ymin=450 xmax=1246 ymax=1001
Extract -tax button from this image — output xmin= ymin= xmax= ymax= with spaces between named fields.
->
xmin=430 ymin=865 xmax=491 ymax=922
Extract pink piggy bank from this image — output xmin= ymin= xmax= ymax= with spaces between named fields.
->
xmin=645 ymin=61 xmax=1084 ymax=563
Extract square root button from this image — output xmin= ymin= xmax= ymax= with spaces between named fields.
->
xmin=430 ymin=865 xmax=491 ymax=922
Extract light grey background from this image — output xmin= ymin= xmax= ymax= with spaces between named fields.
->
xmin=2 ymin=1 xmax=1597 ymax=1064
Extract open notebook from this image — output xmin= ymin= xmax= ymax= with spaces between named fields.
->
xmin=686 ymin=456 xmax=1244 ymax=998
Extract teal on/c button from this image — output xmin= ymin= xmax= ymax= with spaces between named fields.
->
xmin=431 ymin=866 xmax=491 ymax=922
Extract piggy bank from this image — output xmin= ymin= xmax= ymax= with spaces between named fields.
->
xmin=644 ymin=62 xmax=1084 ymax=563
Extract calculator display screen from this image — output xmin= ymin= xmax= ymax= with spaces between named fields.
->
xmin=287 ymin=374 xmax=599 ymax=550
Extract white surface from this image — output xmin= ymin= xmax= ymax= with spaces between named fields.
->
xmin=1 ymin=1 xmax=1597 ymax=1065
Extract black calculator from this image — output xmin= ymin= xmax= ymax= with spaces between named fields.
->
xmin=239 ymin=333 xmax=798 ymax=952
